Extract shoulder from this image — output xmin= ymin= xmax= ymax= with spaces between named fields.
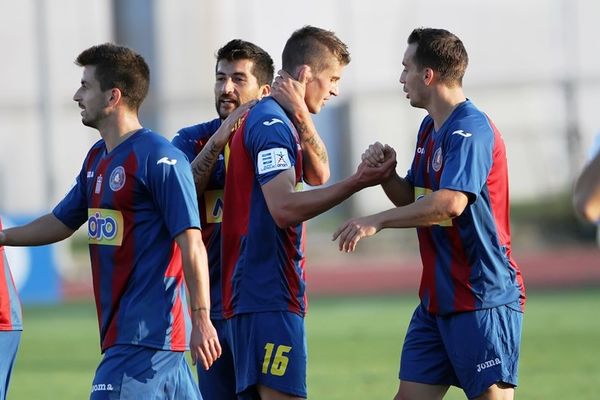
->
xmin=246 ymin=97 xmax=291 ymax=129
xmin=135 ymin=129 xmax=189 ymax=165
xmin=448 ymin=101 xmax=494 ymax=140
xmin=175 ymin=118 xmax=221 ymax=141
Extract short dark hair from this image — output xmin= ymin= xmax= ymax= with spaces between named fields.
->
xmin=282 ymin=26 xmax=351 ymax=74
xmin=216 ymin=39 xmax=274 ymax=86
xmin=75 ymin=43 xmax=150 ymax=111
xmin=407 ymin=28 xmax=468 ymax=86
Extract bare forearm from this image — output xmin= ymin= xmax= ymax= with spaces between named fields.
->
xmin=573 ymin=154 xmax=600 ymax=222
xmin=270 ymin=176 xmax=361 ymax=228
xmin=0 ymin=213 xmax=74 ymax=246
xmin=292 ymin=112 xmax=330 ymax=185
xmin=382 ymin=173 xmax=414 ymax=207
xmin=191 ymin=139 xmax=223 ymax=194
xmin=177 ymin=231 xmax=211 ymax=312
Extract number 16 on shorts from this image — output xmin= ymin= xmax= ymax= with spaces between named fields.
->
xmin=262 ymin=343 xmax=292 ymax=376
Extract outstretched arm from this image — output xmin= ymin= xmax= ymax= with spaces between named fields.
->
xmin=573 ymin=152 xmax=600 ymax=222
xmin=272 ymin=68 xmax=330 ymax=186
xmin=175 ymin=228 xmax=221 ymax=370
xmin=190 ymin=100 xmax=257 ymax=194
xmin=261 ymin=148 xmax=397 ymax=228
xmin=0 ymin=213 xmax=75 ymax=246
xmin=332 ymin=189 xmax=468 ymax=252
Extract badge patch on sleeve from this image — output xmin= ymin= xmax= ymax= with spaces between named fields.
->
xmin=257 ymin=148 xmax=291 ymax=174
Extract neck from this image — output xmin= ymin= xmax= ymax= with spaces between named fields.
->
xmin=99 ymin=112 xmax=143 ymax=152
xmin=427 ymin=86 xmax=466 ymax=131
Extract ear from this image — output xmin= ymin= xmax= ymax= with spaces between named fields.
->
xmin=296 ymin=65 xmax=311 ymax=84
xmin=423 ymin=68 xmax=434 ymax=86
xmin=107 ymin=88 xmax=123 ymax=107
xmin=261 ymin=84 xmax=271 ymax=97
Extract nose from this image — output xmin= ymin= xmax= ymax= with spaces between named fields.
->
xmin=330 ymin=82 xmax=339 ymax=97
xmin=218 ymin=78 xmax=234 ymax=94
xmin=73 ymin=88 xmax=81 ymax=102
xmin=399 ymin=72 xmax=406 ymax=85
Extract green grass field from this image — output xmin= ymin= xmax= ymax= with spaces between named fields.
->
xmin=8 ymin=288 xmax=600 ymax=399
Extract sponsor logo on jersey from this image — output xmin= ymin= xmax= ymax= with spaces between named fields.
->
xmin=432 ymin=147 xmax=443 ymax=172
xmin=88 ymin=208 xmax=124 ymax=246
xmin=257 ymin=148 xmax=291 ymax=174
xmin=452 ymin=129 xmax=472 ymax=138
xmin=157 ymin=157 xmax=177 ymax=166
xmin=263 ymin=118 xmax=284 ymax=126
xmin=476 ymin=358 xmax=502 ymax=373
xmin=109 ymin=166 xmax=126 ymax=192
xmin=204 ymin=189 xmax=224 ymax=223
xmin=91 ymin=383 xmax=114 ymax=392
xmin=414 ymin=187 xmax=452 ymax=226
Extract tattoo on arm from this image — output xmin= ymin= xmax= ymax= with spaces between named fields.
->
xmin=191 ymin=141 xmax=222 ymax=190
xmin=303 ymin=135 xmax=328 ymax=164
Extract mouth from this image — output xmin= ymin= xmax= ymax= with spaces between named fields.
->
xmin=219 ymin=97 xmax=238 ymax=108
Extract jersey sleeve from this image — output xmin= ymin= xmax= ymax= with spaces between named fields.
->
xmin=147 ymin=142 xmax=201 ymax=238
xmin=171 ymin=127 xmax=198 ymax=163
xmin=439 ymin=118 xmax=494 ymax=202
xmin=52 ymin=168 xmax=89 ymax=230
xmin=245 ymin=117 xmax=297 ymax=186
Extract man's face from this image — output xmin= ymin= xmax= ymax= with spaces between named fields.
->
xmin=73 ymin=65 xmax=111 ymax=129
xmin=304 ymin=59 xmax=344 ymax=114
xmin=399 ymin=43 xmax=428 ymax=109
xmin=214 ymin=59 xmax=268 ymax=120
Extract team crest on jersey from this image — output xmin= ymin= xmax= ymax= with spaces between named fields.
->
xmin=432 ymin=147 xmax=443 ymax=172
xmin=109 ymin=166 xmax=126 ymax=192
xmin=257 ymin=148 xmax=291 ymax=174
xmin=88 ymin=208 xmax=124 ymax=246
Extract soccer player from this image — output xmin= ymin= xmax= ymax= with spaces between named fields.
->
xmin=0 ymin=218 xmax=21 ymax=400
xmin=0 ymin=43 xmax=220 ymax=399
xmin=172 ymin=39 xmax=330 ymax=400
xmin=333 ymin=28 xmax=526 ymax=400
xmin=221 ymin=26 xmax=397 ymax=400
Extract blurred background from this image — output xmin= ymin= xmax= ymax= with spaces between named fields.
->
xmin=1 ymin=0 xmax=599 ymax=308
xmin=2 ymin=1 xmax=600 ymax=399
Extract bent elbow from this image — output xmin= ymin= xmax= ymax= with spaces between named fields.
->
xmin=304 ymin=169 xmax=331 ymax=187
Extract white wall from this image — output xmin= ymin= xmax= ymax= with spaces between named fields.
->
xmin=1 ymin=0 xmax=599 ymax=216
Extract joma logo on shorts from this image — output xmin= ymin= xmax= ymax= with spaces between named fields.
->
xmin=91 ymin=383 xmax=114 ymax=392
xmin=476 ymin=358 xmax=501 ymax=372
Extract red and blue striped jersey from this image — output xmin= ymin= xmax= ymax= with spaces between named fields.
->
xmin=53 ymin=129 xmax=201 ymax=351
xmin=172 ymin=118 xmax=225 ymax=320
xmin=221 ymin=97 xmax=306 ymax=318
xmin=0 ymin=218 xmax=22 ymax=331
xmin=405 ymin=100 xmax=526 ymax=315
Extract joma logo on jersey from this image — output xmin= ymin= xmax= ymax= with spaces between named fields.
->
xmin=476 ymin=358 xmax=501 ymax=373
xmin=88 ymin=209 xmax=124 ymax=246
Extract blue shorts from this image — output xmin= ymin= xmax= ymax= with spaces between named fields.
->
xmin=0 ymin=330 xmax=21 ymax=400
xmin=197 ymin=319 xmax=236 ymax=400
xmin=230 ymin=311 xmax=307 ymax=399
xmin=90 ymin=345 xmax=201 ymax=400
xmin=400 ymin=302 xmax=522 ymax=399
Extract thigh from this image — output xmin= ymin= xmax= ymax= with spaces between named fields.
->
xmin=439 ymin=302 xmax=523 ymax=399
xmin=230 ymin=312 xmax=307 ymax=399
xmin=91 ymin=345 xmax=200 ymax=400
xmin=0 ymin=330 xmax=21 ymax=400
xmin=198 ymin=319 xmax=236 ymax=400
xmin=399 ymin=304 xmax=458 ymax=387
